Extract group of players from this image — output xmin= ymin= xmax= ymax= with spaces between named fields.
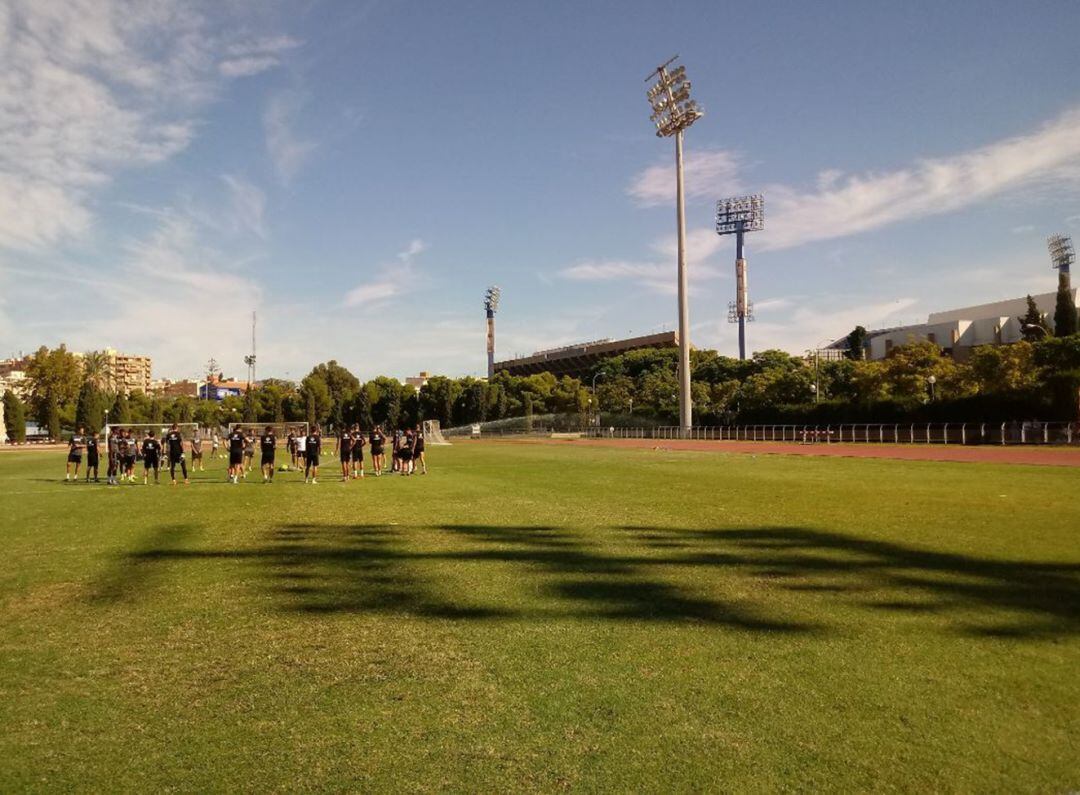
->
xmin=64 ymin=422 xmax=427 ymax=486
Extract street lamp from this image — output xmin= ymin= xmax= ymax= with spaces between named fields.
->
xmin=645 ymin=55 xmax=703 ymax=438
xmin=716 ymin=195 xmax=764 ymax=360
xmin=809 ymin=383 xmax=818 ymax=404
xmin=484 ymin=286 xmax=501 ymax=379
xmin=927 ymin=374 xmax=937 ymax=402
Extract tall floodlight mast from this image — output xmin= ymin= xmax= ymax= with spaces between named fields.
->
xmin=716 ymin=195 xmax=765 ymax=360
xmin=645 ymin=55 xmax=703 ymax=436
xmin=484 ymin=286 xmax=501 ymax=379
xmin=243 ymin=310 xmax=257 ymax=388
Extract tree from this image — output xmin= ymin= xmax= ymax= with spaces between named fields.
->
xmin=305 ymin=390 xmax=317 ymax=426
xmin=242 ymin=387 xmax=257 ymax=422
xmin=110 ymin=392 xmax=131 ymax=424
xmin=1019 ymin=295 xmax=1052 ymax=341
xmin=75 ymin=381 xmax=107 ymax=432
xmin=25 ymin=345 xmax=82 ymax=429
xmin=1053 ymin=282 xmax=1078 ymax=337
xmin=353 ymin=387 xmax=374 ymax=429
xmin=845 ymin=326 xmax=868 ymax=360
xmin=81 ymin=350 xmax=113 ymax=390
xmin=149 ymin=397 xmax=164 ymax=424
xmin=46 ymin=394 xmax=61 ymax=440
xmin=3 ymin=390 xmax=26 ymax=442
xmin=965 ymin=343 xmax=1037 ymax=394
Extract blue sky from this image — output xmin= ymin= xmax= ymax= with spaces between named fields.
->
xmin=2 ymin=0 xmax=1079 ymax=381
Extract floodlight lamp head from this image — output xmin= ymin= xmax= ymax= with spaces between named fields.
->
xmin=716 ymin=194 xmax=765 ymax=235
xmin=484 ymin=285 xmax=501 ymax=313
xmin=1048 ymin=234 xmax=1075 ymax=271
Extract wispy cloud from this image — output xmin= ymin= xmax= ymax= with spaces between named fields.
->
xmin=345 ymin=240 xmax=428 ymax=308
xmin=264 ymin=90 xmax=317 ymax=183
xmin=222 ymin=175 xmax=267 ymax=238
xmin=219 ymin=35 xmax=301 ymax=77
xmin=0 ymin=0 xmax=296 ymax=252
xmin=759 ymin=106 xmax=1080 ymax=251
xmin=628 ymin=149 xmax=743 ymax=207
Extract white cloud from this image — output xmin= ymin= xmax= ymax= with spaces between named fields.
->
xmin=222 ymin=174 xmax=267 ymax=238
xmin=557 ymin=257 xmax=723 ymax=295
xmin=264 ymin=91 xmax=317 ymax=183
xmin=628 ymin=149 xmax=743 ymax=207
xmin=759 ymin=107 xmax=1080 ymax=251
xmin=344 ymin=239 xmax=429 ymax=308
xmin=1011 ymin=224 xmax=1036 ymax=235
xmin=0 ymin=0 xmax=297 ymax=252
xmin=219 ymin=34 xmax=301 ymax=77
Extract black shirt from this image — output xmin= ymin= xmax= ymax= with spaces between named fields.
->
xmin=86 ymin=438 xmax=99 ymax=457
xmin=305 ymin=434 xmax=320 ymax=455
xmin=228 ymin=431 xmax=245 ymax=455
xmin=370 ymin=431 xmax=383 ymax=447
xmin=142 ymin=438 xmax=161 ymax=457
xmin=166 ymin=430 xmax=184 ymax=457
xmin=260 ymin=434 xmax=276 ymax=455
xmin=352 ymin=434 xmax=365 ymax=452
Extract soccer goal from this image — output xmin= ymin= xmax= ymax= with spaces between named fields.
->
xmin=227 ymin=422 xmax=310 ymax=440
xmin=422 ymin=420 xmax=450 ymax=445
xmin=104 ymin=422 xmax=202 ymax=440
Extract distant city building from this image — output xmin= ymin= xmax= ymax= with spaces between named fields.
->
xmin=404 ymin=371 xmax=430 ymax=389
xmin=101 ymin=348 xmax=152 ymax=393
xmin=151 ymin=379 xmax=200 ymax=398
xmin=199 ymin=377 xmax=252 ymax=400
xmin=494 ymin=331 xmax=679 ymax=379
xmin=0 ymin=369 xmax=30 ymax=398
xmin=829 ymin=291 xmax=1072 ymax=361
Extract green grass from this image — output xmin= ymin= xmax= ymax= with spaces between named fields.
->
xmin=1 ymin=442 xmax=1077 ymax=792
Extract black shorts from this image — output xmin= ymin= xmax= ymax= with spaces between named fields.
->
xmin=414 ymin=444 xmax=424 ymax=455
xmin=262 ymin=453 xmax=275 ymax=467
xmin=144 ymin=455 xmax=159 ymax=469
xmin=398 ymin=449 xmax=413 ymax=461
xmin=229 ymin=451 xmax=244 ymax=466
xmin=306 ymin=453 xmax=320 ymax=467
xmin=87 ymin=454 xmax=99 ymax=467
xmin=123 ymin=456 xmax=136 ymax=469
xmin=67 ymin=453 xmax=82 ymax=463
xmin=351 ymin=449 xmax=363 ymax=462
xmin=192 ymin=449 xmax=203 ymax=459
xmin=371 ymin=445 xmax=384 ymax=456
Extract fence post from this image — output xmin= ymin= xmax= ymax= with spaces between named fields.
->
xmin=961 ymin=423 xmax=966 ymax=445
xmin=1044 ymin=424 xmax=1049 ymax=444
xmin=927 ymin=423 xmax=932 ymax=444
xmin=943 ymin=423 xmax=949 ymax=445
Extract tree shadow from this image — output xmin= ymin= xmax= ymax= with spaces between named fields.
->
xmin=85 ymin=522 xmax=1080 ymax=638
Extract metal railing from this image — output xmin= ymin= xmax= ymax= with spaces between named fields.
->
xmin=584 ymin=422 xmax=1080 ymax=446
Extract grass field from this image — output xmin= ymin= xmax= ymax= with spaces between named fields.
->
xmin=1 ymin=442 xmax=1077 ymax=792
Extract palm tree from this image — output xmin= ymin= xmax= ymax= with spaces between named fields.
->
xmin=81 ymin=350 xmax=113 ymax=390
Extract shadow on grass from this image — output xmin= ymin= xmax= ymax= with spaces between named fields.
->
xmin=88 ymin=523 xmax=1080 ymax=638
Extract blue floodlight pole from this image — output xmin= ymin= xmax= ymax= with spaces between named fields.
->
xmin=736 ymin=222 xmax=746 ymax=361
xmin=716 ymin=195 xmax=764 ymax=362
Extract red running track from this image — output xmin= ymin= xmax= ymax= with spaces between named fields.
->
xmin=500 ymin=437 xmax=1080 ymax=467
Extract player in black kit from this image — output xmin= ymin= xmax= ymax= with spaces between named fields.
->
xmin=336 ymin=426 xmax=352 ymax=482
xmin=227 ymin=426 xmax=245 ymax=484
xmin=85 ymin=431 xmax=100 ymax=482
xmin=260 ymin=426 xmax=277 ymax=482
xmin=413 ymin=424 xmax=427 ymax=475
xmin=165 ymin=423 xmax=189 ymax=485
xmin=370 ymin=426 xmax=385 ymax=477
xmin=350 ymin=423 xmax=365 ymax=479
xmin=304 ymin=426 xmax=321 ymax=484
xmin=65 ymin=426 xmax=85 ymax=481
xmin=141 ymin=430 xmax=162 ymax=485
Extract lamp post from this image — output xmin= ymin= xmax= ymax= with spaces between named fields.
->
xmin=484 ymin=286 xmax=501 ymax=379
xmin=716 ymin=195 xmax=765 ymax=360
xmin=645 ymin=56 xmax=703 ymax=438
xmin=927 ymin=374 xmax=937 ymax=402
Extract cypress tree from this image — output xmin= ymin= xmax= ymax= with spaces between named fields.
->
xmin=111 ymin=391 xmax=131 ymax=424
xmin=46 ymin=394 xmax=61 ymax=440
xmin=1054 ymin=283 xmax=1078 ymax=337
xmin=3 ymin=390 xmax=26 ymax=442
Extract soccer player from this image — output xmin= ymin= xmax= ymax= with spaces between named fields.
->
xmin=141 ymin=430 xmax=162 ymax=485
xmin=65 ymin=426 xmax=85 ymax=481
xmin=304 ymin=425 xmax=321 ymax=484
xmin=211 ymin=432 xmax=220 ymax=459
xmin=286 ymin=430 xmax=296 ymax=468
xmin=336 ymin=426 xmax=352 ymax=482
xmin=413 ymin=424 xmax=427 ymax=475
xmin=165 ymin=423 xmax=189 ymax=485
xmin=226 ymin=425 xmax=245 ymax=484
xmin=370 ymin=425 xmax=385 ymax=476
xmin=242 ymin=427 xmax=256 ymax=476
xmin=107 ymin=427 xmax=120 ymax=486
xmin=190 ymin=432 xmax=204 ymax=472
xmin=85 ymin=431 xmax=101 ymax=482
xmin=260 ymin=425 xmax=277 ymax=482
xmin=351 ymin=423 xmax=366 ymax=479
xmin=398 ymin=429 xmax=414 ymax=475
xmin=295 ymin=428 xmax=307 ymax=469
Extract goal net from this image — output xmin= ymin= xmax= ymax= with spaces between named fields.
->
xmin=103 ymin=422 xmax=202 ymax=457
xmin=227 ymin=422 xmax=310 ymax=440
xmin=422 ymin=420 xmax=450 ymax=445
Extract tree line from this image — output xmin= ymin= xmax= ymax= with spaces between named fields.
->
xmin=4 ymin=331 xmax=1079 ymax=442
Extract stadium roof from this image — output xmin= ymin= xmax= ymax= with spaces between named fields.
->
xmin=494 ymin=331 xmax=678 ymax=379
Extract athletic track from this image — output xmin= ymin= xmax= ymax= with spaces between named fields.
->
xmin=497 ymin=437 xmax=1080 ymax=467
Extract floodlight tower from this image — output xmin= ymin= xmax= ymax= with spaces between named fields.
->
xmin=243 ymin=310 xmax=256 ymax=387
xmin=716 ymin=195 xmax=765 ymax=360
xmin=645 ymin=55 xmax=703 ymax=436
xmin=1048 ymin=234 xmax=1075 ymax=288
xmin=484 ymin=286 xmax=501 ymax=379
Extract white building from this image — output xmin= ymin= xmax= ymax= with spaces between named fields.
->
xmin=848 ymin=291 xmax=1072 ymax=360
